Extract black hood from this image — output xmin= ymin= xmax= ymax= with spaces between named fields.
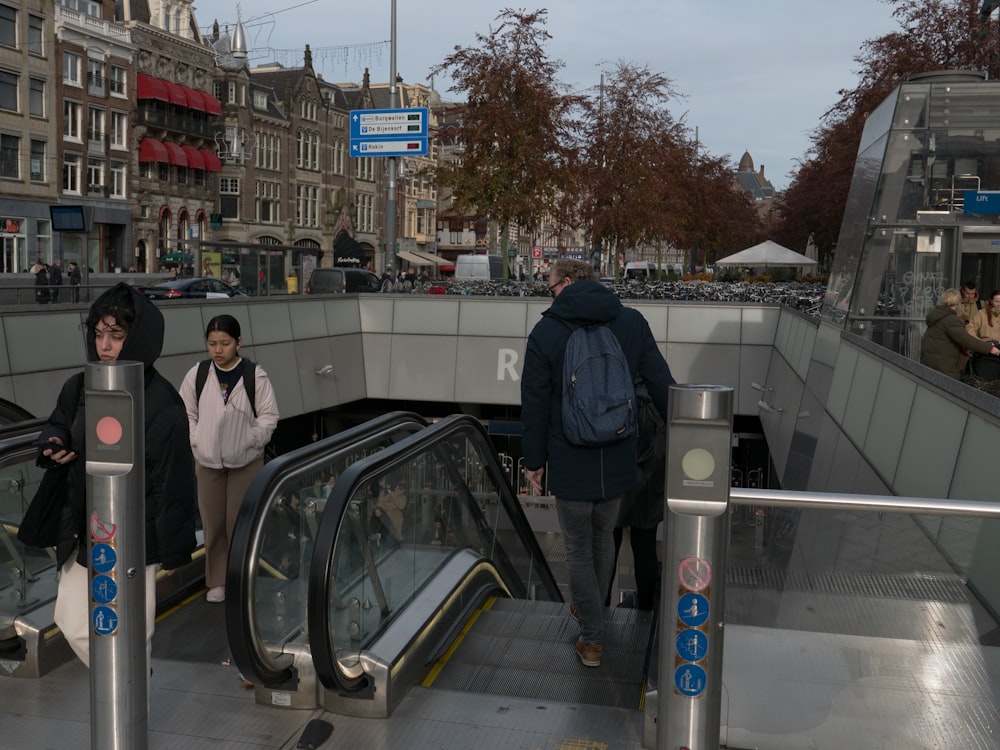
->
xmin=542 ymin=279 xmax=623 ymax=327
xmin=84 ymin=283 xmax=165 ymax=368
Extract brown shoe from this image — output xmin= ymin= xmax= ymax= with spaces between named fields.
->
xmin=575 ymin=638 xmax=602 ymax=667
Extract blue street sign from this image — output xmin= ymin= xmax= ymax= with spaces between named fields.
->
xmin=676 ymin=628 xmax=709 ymax=662
xmin=674 ymin=664 xmax=707 ymax=697
xmin=93 ymin=606 xmax=118 ymax=636
xmin=350 ymin=108 xmax=429 ymax=159
xmin=350 ymin=108 xmax=428 ymax=139
xmin=92 ymin=574 xmax=117 ymax=604
xmin=91 ymin=543 xmax=116 ymax=573
xmin=678 ymin=592 xmax=709 ymax=627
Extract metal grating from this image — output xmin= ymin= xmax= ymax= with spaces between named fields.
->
xmin=727 ymin=565 xmax=969 ymax=602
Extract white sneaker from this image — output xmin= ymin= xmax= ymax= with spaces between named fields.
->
xmin=206 ymin=586 xmax=225 ymax=603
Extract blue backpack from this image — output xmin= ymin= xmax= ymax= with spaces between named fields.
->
xmin=560 ymin=320 xmax=636 ymax=446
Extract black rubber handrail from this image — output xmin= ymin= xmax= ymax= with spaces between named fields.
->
xmin=307 ymin=413 xmax=562 ymax=694
xmin=225 ymin=412 xmax=428 ymax=687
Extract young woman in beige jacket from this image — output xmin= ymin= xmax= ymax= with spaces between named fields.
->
xmin=180 ymin=314 xmax=279 ymax=602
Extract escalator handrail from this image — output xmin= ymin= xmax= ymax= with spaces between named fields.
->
xmin=307 ymin=413 xmax=562 ymax=694
xmin=225 ymin=411 xmax=428 ymax=687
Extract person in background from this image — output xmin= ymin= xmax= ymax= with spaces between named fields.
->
xmin=958 ymin=281 xmax=981 ymax=324
xmin=48 ymin=259 xmax=63 ymax=303
xmin=965 ymin=289 xmax=1000 ymax=380
xmin=921 ymin=288 xmax=1000 ymax=378
xmin=22 ymin=282 xmax=197 ymax=666
xmin=68 ymin=261 xmax=81 ymax=303
xmin=180 ymin=315 xmax=279 ymax=603
xmin=521 ymin=258 xmax=673 ymax=668
xmin=33 ymin=261 xmax=49 ymax=304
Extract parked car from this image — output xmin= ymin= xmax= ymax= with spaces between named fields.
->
xmin=133 ymin=277 xmax=248 ymax=300
xmin=305 ymin=267 xmax=381 ymax=294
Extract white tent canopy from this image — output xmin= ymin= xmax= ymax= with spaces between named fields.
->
xmin=716 ymin=240 xmax=818 ymax=268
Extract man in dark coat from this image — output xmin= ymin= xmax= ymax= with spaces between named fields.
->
xmin=521 ymin=258 xmax=673 ymax=667
xmin=48 ymin=259 xmax=63 ymax=303
xmin=27 ymin=282 xmax=197 ymax=667
xmin=921 ymin=287 xmax=999 ymax=378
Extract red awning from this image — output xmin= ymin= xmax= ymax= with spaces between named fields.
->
xmin=164 ymin=82 xmax=188 ymax=107
xmin=183 ymin=88 xmax=206 ymax=112
xmin=162 ymin=141 xmax=188 ymax=167
xmin=201 ymin=92 xmax=222 ymax=116
xmin=200 ymin=149 xmax=223 ymax=172
xmin=181 ymin=145 xmax=205 ymax=170
xmin=136 ymin=73 xmax=169 ymax=102
xmin=138 ymin=138 xmax=169 ymax=163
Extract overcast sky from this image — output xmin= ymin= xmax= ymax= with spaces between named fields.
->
xmin=193 ymin=0 xmax=901 ymax=190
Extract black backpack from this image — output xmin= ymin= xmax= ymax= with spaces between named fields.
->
xmin=195 ymin=359 xmax=257 ymax=418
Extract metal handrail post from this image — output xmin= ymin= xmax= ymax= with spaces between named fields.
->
xmin=86 ymin=361 xmax=147 ymax=750
xmin=657 ymin=384 xmax=733 ymax=750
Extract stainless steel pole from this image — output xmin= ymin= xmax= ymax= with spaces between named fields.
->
xmin=383 ymin=0 xmax=398 ymax=276
xmin=657 ymin=384 xmax=733 ymax=750
xmin=86 ymin=360 xmax=147 ymax=750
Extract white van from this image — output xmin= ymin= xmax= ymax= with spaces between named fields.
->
xmin=624 ymin=261 xmax=657 ymax=280
xmin=454 ymin=254 xmax=505 ymax=281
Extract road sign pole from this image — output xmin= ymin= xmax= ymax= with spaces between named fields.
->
xmin=383 ymin=0 xmax=398 ymax=276
xmin=657 ymin=384 xmax=733 ymax=750
xmin=86 ymin=361 xmax=147 ymax=750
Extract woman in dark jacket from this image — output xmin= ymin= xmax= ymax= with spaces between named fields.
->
xmin=921 ymin=288 xmax=1000 ymax=379
xmin=26 ymin=282 xmax=197 ymax=667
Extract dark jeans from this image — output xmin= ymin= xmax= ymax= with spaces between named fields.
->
xmin=608 ymin=525 xmax=660 ymax=610
xmin=555 ymin=495 xmax=621 ymax=644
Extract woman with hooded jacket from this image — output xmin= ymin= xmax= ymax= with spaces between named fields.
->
xmin=22 ymin=282 xmax=197 ymax=667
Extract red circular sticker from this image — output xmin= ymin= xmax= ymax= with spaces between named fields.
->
xmin=678 ymin=556 xmax=712 ymax=591
xmin=95 ymin=416 xmax=123 ymax=445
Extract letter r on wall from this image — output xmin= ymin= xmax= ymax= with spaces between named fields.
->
xmin=498 ymin=348 xmax=519 ymax=382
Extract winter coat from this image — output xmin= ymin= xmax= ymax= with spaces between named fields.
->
xmin=921 ymin=303 xmax=994 ymax=378
xmin=48 ymin=265 xmax=63 ymax=286
xmin=521 ymin=280 xmax=674 ymax=501
xmin=31 ymin=286 xmax=197 ymax=569
xmin=180 ymin=359 xmax=279 ymax=469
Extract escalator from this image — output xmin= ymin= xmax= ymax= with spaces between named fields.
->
xmin=227 ymin=412 xmax=657 ymax=734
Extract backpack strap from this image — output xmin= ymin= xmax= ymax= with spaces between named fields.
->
xmin=194 ymin=358 xmax=257 ymax=419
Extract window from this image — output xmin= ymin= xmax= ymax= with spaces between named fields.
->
xmin=29 ymin=77 xmax=43 ymax=117
xmin=333 ymin=138 xmax=344 ymax=175
xmin=87 ymin=59 xmax=105 ymax=94
xmin=63 ymin=52 xmax=81 ymax=86
xmin=86 ymin=158 xmax=103 ymax=193
xmin=0 ymin=70 xmax=16 ymax=112
xmin=0 ymin=5 xmax=14 ymax=49
xmin=256 ymin=180 xmax=279 ymax=223
xmin=109 ymin=111 xmax=126 ymax=148
xmin=357 ymin=157 xmax=374 ymax=181
xmin=226 ymin=81 xmax=236 ymax=104
xmin=63 ymin=153 xmax=81 ymax=192
xmin=87 ymin=106 xmax=104 ymax=143
xmin=156 ymin=162 xmax=168 ymax=181
xmin=296 ymin=184 xmax=318 ymax=227
xmin=300 ymin=98 xmax=316 ymax=120
xmin=64 ymin=101 xmax=81 ymax=139
xmin=0 ymin=133 xmax=18 ymax=178
xmin=30 ymin=139 xmax=44 ymax=181
xmin=109 ymin=65 xmax=125 ymax=96
xmin=28 ymin=14 xmax=43 ymax=56
xmin=253 ymin=90 xmax=267 ymax=110
xmin=220 ymin=176 xmax=239 ymax=219
xmin=176 ymin=165 xmax=186 ymax=185
xmin=110 ymin=160 xmax=125 ymax=197
xmin=355 ymin=193 xmax=374 ymax=233
xmin=213 ymin=80 xmax=222 ymax=102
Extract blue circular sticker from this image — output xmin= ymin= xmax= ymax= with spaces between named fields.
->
xmin=92 ymin=574 xmax=117 ymax=604
xmin=676 ymin=628 xmax=708 ymax=662
xmin=92 ymin=606 xmax=118 ymax=636
xmin=677 ymin=592 xmax=709 ymax=627
xmin=91 ymin=543 xmax=116 ymax=573
xmin=674 ymin=664 xmax=707 ymax=697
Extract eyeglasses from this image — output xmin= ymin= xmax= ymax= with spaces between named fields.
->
xmin=548 ymin=278 xmax=566 ymax=297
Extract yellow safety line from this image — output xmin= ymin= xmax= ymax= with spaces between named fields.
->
xmin=421 ymin=596 xmax=497 ymax=687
